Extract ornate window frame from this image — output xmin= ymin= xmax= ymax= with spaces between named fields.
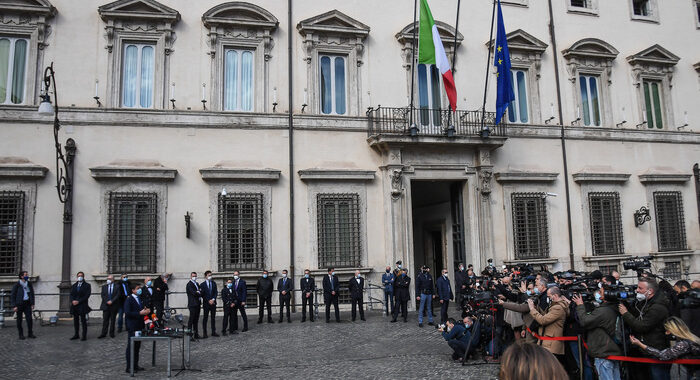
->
xmin=562 ymin=38 xmax=619 ymax=127
xmin=629 ymin=0 xmax=660 ymax=24
xmin=0 ymin=0 xmax=56 ymax=106
xmin=627 ymin=45 xmax=679 ymax=130
xmin=297 ymin=10 xmax=369 ymax=117
xmin=98 ymin=0 xmax=180 ymax=109
xmin=202 ymin=2 xmax=278 ymax=113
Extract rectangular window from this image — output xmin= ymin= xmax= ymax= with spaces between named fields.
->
xmin=579 ymin=75 xmax=601 ymax=126
xmin=570 ymin=0 xmax=589 ymax=7
xmin=107 ymin=192 xmax=157 ymax=273
xmin=696 ymin=0 xmax=700 ymax=27
xmin=223 ymin=49 xmax=254 ymax=111
xmin=122 ymin=43 xmax=155 ymax=108
xmin=508 ymin=69 xmax=529 ymax=123
xmin=511 ymin=192 xmax=549 ymax=259
xmin=0 ymin=191 xmax=24 ymax=275
xmin=218 ymin=193 xmax=264 ymax=271
xmin=633 ymin=0 xmax=650 ymax=16
xmin=0 ymin=37 xmax=29 ymax=105
xmin=418 ymin=63 xmax=443 ymax=127
xmin=317 ymin=193 xmax=361 ymax=268
xmin=319 ymin=55 xmax=346 ymax=115
xmin=589 ymin=192 xmax=624 ymax=256
xmin=643 ymin=80 xmax=664 ymax=129
xmin=653 ymin=191 xmax=686 ymax=252
xmin=661 ymin=261 xmax=681 ymax=280
xmin=598 ymin=264 xmax=618 ymax=275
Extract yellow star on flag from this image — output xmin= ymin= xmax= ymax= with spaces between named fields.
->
xmin=498 ymin=59 xmax=503 ymax=65
xmin=497 ymin=46 xmax=502 ymax=52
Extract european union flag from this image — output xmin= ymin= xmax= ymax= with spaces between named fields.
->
xmin=494 ymin=0 xmax=515 ymax=125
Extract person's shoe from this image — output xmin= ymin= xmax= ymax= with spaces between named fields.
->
xmin=110 ymin=334 xmax=115 ymax=338
xmin=326 ymin=320 xmax=330 ymax=323
xmin=222 ymin=332 xmax=228 ymax=336
xmin=19 ymin=335 xmax=25 ymax=340
xmin=287 ymin=319 xmax=291 ymax=323
xmin=268 ymin=319 xmax=274 ymax=324
xmin=278 ymin=319 xmax=283 ymax=323
xmin=403 ymin=319 xmax=408 ymax=323
xmin=125 ymin=369 xmax=131 ymax=374
xmin=390 ymin=319 xmax=397 ymax=323
xmin=361 ymin=317 xmax=366 ymax=321
xmin=135 ymin=366 xmax=145 ymax=371
xmin=80 ymin=336 xmax=87 ymax=341
xmin=194 ymin=334 xmax=201 ymax=339
xmin=352 ymin=318 xmax=356 ymax=322
xmin=117 ymin=328 xmax=123 ymax=333
xmin=241 ymin=328 xmax=248 ymax=332
xmin=231 ymin=330 xmax=239 ymax=334
xmin=419 ymin=323 xmax=424 ymax=327
xmin=257 ymin=319 xmax=262 ymax=324
xmin=28 ymin=334 xmax=36 ymax=339
xmin=310 ymin=318 xmax=315 ymax=322
xmin=98 ymin=335 xmax=106 ymax=339
xmin=428 ymin=322 xmax=434 ymax=326
xmin=202 ymin=334 xmax=208 ymax=339
xmin=336 ymin=319 xmax=341 ymax=323
xmin=211 ymin=332 xmax=220 ymax=337
xmin=70 ymin=335 xmax=79 ymax=340
xmin=301 ymin=318 xmax=306 ymax=323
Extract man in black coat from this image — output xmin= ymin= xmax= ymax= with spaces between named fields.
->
xmin=391 ymin=268 xmax=411 ymax=323
xmin=140 ymin=276 xmax=155 ymax=309
xmin=200 ymin=270 xmax=219 ymax=338
xmin=348 ymin=270 xmax=366 ymax=321
xmin=300 ymin=269 xmax=315 ymax=322
xmin=186 ymin=272 xmax=202 ymax=339
xmin=10 ymin=270 xmax=35 ymax=339
xmin=436 ymin=269 xmax=454 ymax=325
xmin=124 ymin=283 xmax=150 ymax=373
xmin=152 ymin=273 xmax=169 ymax=321
xmin=98 ymin=274 xmax=120 ymax=339
xmin=70 ymin=271 xmax=92 ymax=340
xmin=221 ymin=277 xmax=237 ymax=335
xmin=278 ymin=269 xmax=293 ymax=323
xmin=256 ymin=270 xmax=274 ymax=324
xmin=117 ymin=273 xmax=131 ymax=333
xmin=323 ymin=267 xmax=340 ymax=323
xmin=454 ymin=263 xmax=467 ymax=306
xmin=231 ymin=271 xmax=249 ymax=332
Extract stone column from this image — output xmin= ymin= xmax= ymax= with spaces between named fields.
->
xmin=475 ymin=148 xmax=494 ymax=269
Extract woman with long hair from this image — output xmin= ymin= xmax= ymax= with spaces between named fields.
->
xmin=630 ymin=316 xmax=700 ymax=380
xmin=498 ymin=342 xmax=568 ymax=380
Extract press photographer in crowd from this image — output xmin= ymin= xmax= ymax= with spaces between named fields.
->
xmin=675 ymin=280 xmax=700 ymax=337
xmin=439 ymin=316 xmax=480 ymax=362
xmin=527 ymin=286 xmax=569 ymax=361
xmin=500 ymin=281 xmax=537 ymax=344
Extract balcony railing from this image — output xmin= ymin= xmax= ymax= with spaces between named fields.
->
xmin=366 ymin=106 xmax=506 ymax=138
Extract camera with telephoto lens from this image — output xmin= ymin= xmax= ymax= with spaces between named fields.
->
xmin=603 ymin=284 xmax=638 ymax=304
xmin=679 ymin=289 xmax=700 ymax=309
xmin=623 ymin=256 xmax=653 ymax=273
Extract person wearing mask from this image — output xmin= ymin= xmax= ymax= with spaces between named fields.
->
xmin=348 ymin=270 xmax=366 ymax=322
xmin=500 ymin=281 xmax=537 ymax=343
xmin=140 ymin=276 xmax=154 ymax=309
xmin=573 ymin=287 xmax=623 ymax=380
xmin=221 ymin=278 xmax=237 ymax=336
xmin=231 ymin=271 xmax=249 ymax=332
xmin=392 ymin=268 xmax=411 ymax=323
xmin=439 ymin=316 xmax=480 ymax=361
xmin=124 ymin=283 xmax=150 ymax=374
xmin=323 ymin=267 xmax=341 ymax=323
xmin=98 ymin=274 xmax=120 ymax=339
xmin=436 ymin=268 xmax=453 ymax=325
xmin=415 ymin=265 xmax=435 ymax=327
xmin=381 ymin=266 xmax=395 ymax=317
xmin=70 ymin=271 xmax=92 ymax=341
xmin=277 ymin=269 xmax=293 ymax=323
xmin=200 ymin=270 xmax=219 ymax=338
xmin=300 ymin=269 xmax=315 ymax=322
xmin=455 ymin=263 xmax=468 ymax=306
xmin=152 ymin=273 xmax=169 ymax=321
xmin=10 ymin=270 xmax=35 ymax=340
xmin=630 ymin=316 xmax=700 ymax=380
xmin=611 ymin=271 xmax=622 ymax=285
xmin=186 ymin=272 xmax=202 ymax=340
xmin=675 ymin=280 xmax=700 ymax=338
xmin=619 ymin=278 xmax=671 ymax=380
xmin=527 ymin=286 xmax=569 ymax=360
xmin=117 ymin=273 xmax=131 ymax=333
xmin=256 ymin=270 xmax=274 ymax=324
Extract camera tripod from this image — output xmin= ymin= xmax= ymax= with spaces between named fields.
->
xmin=461 ymin=303 xmax=500 ymax=366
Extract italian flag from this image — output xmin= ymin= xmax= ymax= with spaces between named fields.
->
xmin=418 ymin=0 xmax=457 ymax=112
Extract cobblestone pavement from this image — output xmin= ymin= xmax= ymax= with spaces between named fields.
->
xmin=0 ymin=310 xmax=499 ymax=379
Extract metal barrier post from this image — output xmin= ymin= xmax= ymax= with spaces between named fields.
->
xmin=577 ymin=334 xmax=584 ymax=380
xmin=0 ymin=289 xmax=5 ymax=328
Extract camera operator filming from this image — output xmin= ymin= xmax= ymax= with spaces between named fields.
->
xmin=439 ymin=316 xmax=480 ymax=362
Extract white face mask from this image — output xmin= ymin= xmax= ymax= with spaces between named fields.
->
xmin=207 ymin=276 xmax=212 ymax=281
xmin=191 ymin=277 xmax=197 ymax=282
xmin=636 ymin=292 xmax=647 ymax=301
xmin=106 ymin=279 xmax=112 ymax=285
xmin=233 ymin=275 xmax=239 ymax=280
xmin=77 ymin=277 xmax=84 ymax=282
xmin=283 ymin=273 xmax=287 ymax=278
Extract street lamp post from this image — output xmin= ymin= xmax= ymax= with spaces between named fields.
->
xmin=38 ymin=62 xmax=76 ymax=316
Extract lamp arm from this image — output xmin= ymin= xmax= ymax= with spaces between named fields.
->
xmin=44 ymin=62 xmax=72 ymax=203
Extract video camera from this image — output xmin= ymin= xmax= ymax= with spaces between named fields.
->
xmin=679 ymin=289 xmax=700 ymax=309
xmin=603 ymin=284 xmax=638 ymax=304
xmin=623 ymin=256 xmax=653 ymax=274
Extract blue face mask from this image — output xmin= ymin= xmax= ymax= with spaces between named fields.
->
xmin=534 ymin=288 xmax=541 ymax=295
xmin=146 ymin=280 xmax=152 ymax=287
xmin=594 ymin=292 xmax=602 ymax=303
xmin=23 ymin=276 xmax=29 ymax=281
xmin=227 ymin=283 xmax=233 ymax=288
xmin=526 ymin=290 xmax=532 ymax=296
xmin=136 ymin=288 xmax=142 ymax=296
xmin=304 ymin=274 xmax=309 ymax=278
xmin=262 ymin=274 xmax=268 ymax=279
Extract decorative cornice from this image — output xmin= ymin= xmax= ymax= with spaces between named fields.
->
xmin=627 ymin=44 xmax=680 ymax=67
xmin=202 ymin=2 xmax=278 ymax=59
xmin=495 ymin=171 xmax=558 ymax=183
xmin=572 ymin=172 xmax=631 ymax=183
xmin=0 ymin=157 xmax=48 ymax=179
xmin=90 ymin=161 xmax=177 ymax=181
xmin=396 ymin=20 xmax=463 ymax=46
xmin=486 ymin=29 xmax=547 ymax=54
xmin=297 ymin=9 xmax=370 ymax=38
xmin=98 ymin=0 xmax=180 ymax=23
xmin=562 ymin=38 xmax=619 ymax=61
xmin=199 ymin=167 xmax=281 ymax=181
xmin=638 ymin=173 xmax=692 ymax=184
xmin=298 ymin=169 xmax=375 ymax=181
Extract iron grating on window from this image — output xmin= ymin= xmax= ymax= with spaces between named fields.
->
xmin=218 ymin=193 xmax=264 ymax=271
xmin=654 ymin=191 xmax=686 ymax=252
xmin=661 ymin=261 xmax=682 ymax=280
xmin=317 ymin=193 xmax=361 ymax=269
xmin=511 ymin=192 xmax=549 ymax=260
xmin=0 ymin=191 xmax=25 ymax=275
xmin=598 ymin=264 xmax=618 ymax=276
xmin=107 ymin=192 xmax=157 ymax=273
xmin=589 ymin=192 xmax=624 ymax=256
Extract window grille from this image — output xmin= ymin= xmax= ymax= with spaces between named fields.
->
xmin=598 ymin=264 xmax=618 ymax=276
xmin=589 ymin=192 xmax=624 ymax=255
xmin=511 ymin=193 xmax=549 ymax=259
xmin=653 ymin=191 xmax=686 ymax=252
xmin=661 ymin=261 xmax=681 ymax=280
xmin=0 ymin=191 xmax=24 ymax=275
xmin=218 ymin=193 xmax=264 ymax=271
xmin=107 ymin=192 xmax=157 ymax=273
xmin=317 ymin=193 xmax=361 ymax=268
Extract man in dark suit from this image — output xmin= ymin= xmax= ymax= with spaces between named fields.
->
xmin=117 ymin=273 xmax=131 ymax=333
xmin=98 ymin=274 xmax=120 ymax=339
xmin=256 ymin=270 xmax=274 ymax=324
xmin=186 ymin=272 xmax=202 ymax=339
xmin=391 ymin=268 xmax=411 ymax=323
xmin=200 ymin=270 xmax=219 ymax=338
xmin=231 ymin=271 xmax=249 ymax=332
xmin=323 ymin=267 xmax=340 ymax=323
xmin=124 ymin=283 xmax=150 ymax=373
xmin=221 ymin=277 xmax=237 ymax=336
xmin=300 ymin=269 xmax=315 ymax=322
xmin=70 ymin=271 xmax=92 ymax=340
xmin=348 ymin=270 xmax=366 ymax=322
xmin=436 ymin=268 xmax=454 ymax=324
xmin=152 ymin=273 xmax=169 ymax=321
xmin=278 ymin=269 xmax=293 ymax=323
xmin=140 ymin=276 xmax=155 ymax=309
xmin=10 ymin=270 xmax=35 ymax=340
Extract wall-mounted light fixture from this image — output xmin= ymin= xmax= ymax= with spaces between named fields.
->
xmin=634 ymin=206 xmax=651 ymax=227
xmin=184 ymin=212 xmax=191 ymax=239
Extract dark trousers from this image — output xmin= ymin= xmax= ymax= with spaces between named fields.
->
xmin=383 ymin=291 xmax=394 ymax=315
xmin=222 ymin=304 xmax=234 ymax=332
xmin=187 ymin=306 xmax=200 ymax=336
xmin=439 ymin=299 xmax=450 ymax=324
xmin=101 ymin=306 xmax=118 ymax=337
xmin=73 ymin=313 xmax=88 ymax=337
xmin=233 ymin=303 xmax=248 ymax=330
xmin=393 ymin=299 xmax=408 ymax=321
xmin=351 ymin=297 xmax=364 ymax=320
xmin=125 ymin=329 xmax=141 ymax=370
xmin=15 ymin=301 xmax=33 ymax=337
xmin=117 ymin=304 xmax=124 ymax=330
xmin=152 ymin=300 xmax=165 ymax=321
xmin=202 ymin=303 xmax=216 ymax=334
xmin=279 ymin=296 xmax=291 ymax=321
xmin=325 ymin=295 xmax=340 ymax=322
xmin=258 ymin=296 xmax=272 ymax=321
xmin=301 ymin=293 xmax=314 ymax=321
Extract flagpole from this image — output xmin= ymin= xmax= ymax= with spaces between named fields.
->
xmin=450 ymin=0 xmax=461 ymax=73
xmin=409 ymin=0 xmax=418 ymax=129
xmin=480 ymin=0 xmax=497 ymax=135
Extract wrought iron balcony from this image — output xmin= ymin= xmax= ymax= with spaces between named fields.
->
xmin=366 ymin=106 xmax=506 ymax=138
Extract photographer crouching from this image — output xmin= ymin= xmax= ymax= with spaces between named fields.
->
xmin=439 ymin=316 xmax=480 ymax=362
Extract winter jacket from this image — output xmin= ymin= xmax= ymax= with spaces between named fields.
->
xmin=530 ymin=299 xmax=570 ymax=355
xmin=622 ymin=292 xmax=670 ymax=351
xmin=576 ymin=302 xmax=622 ymax=358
